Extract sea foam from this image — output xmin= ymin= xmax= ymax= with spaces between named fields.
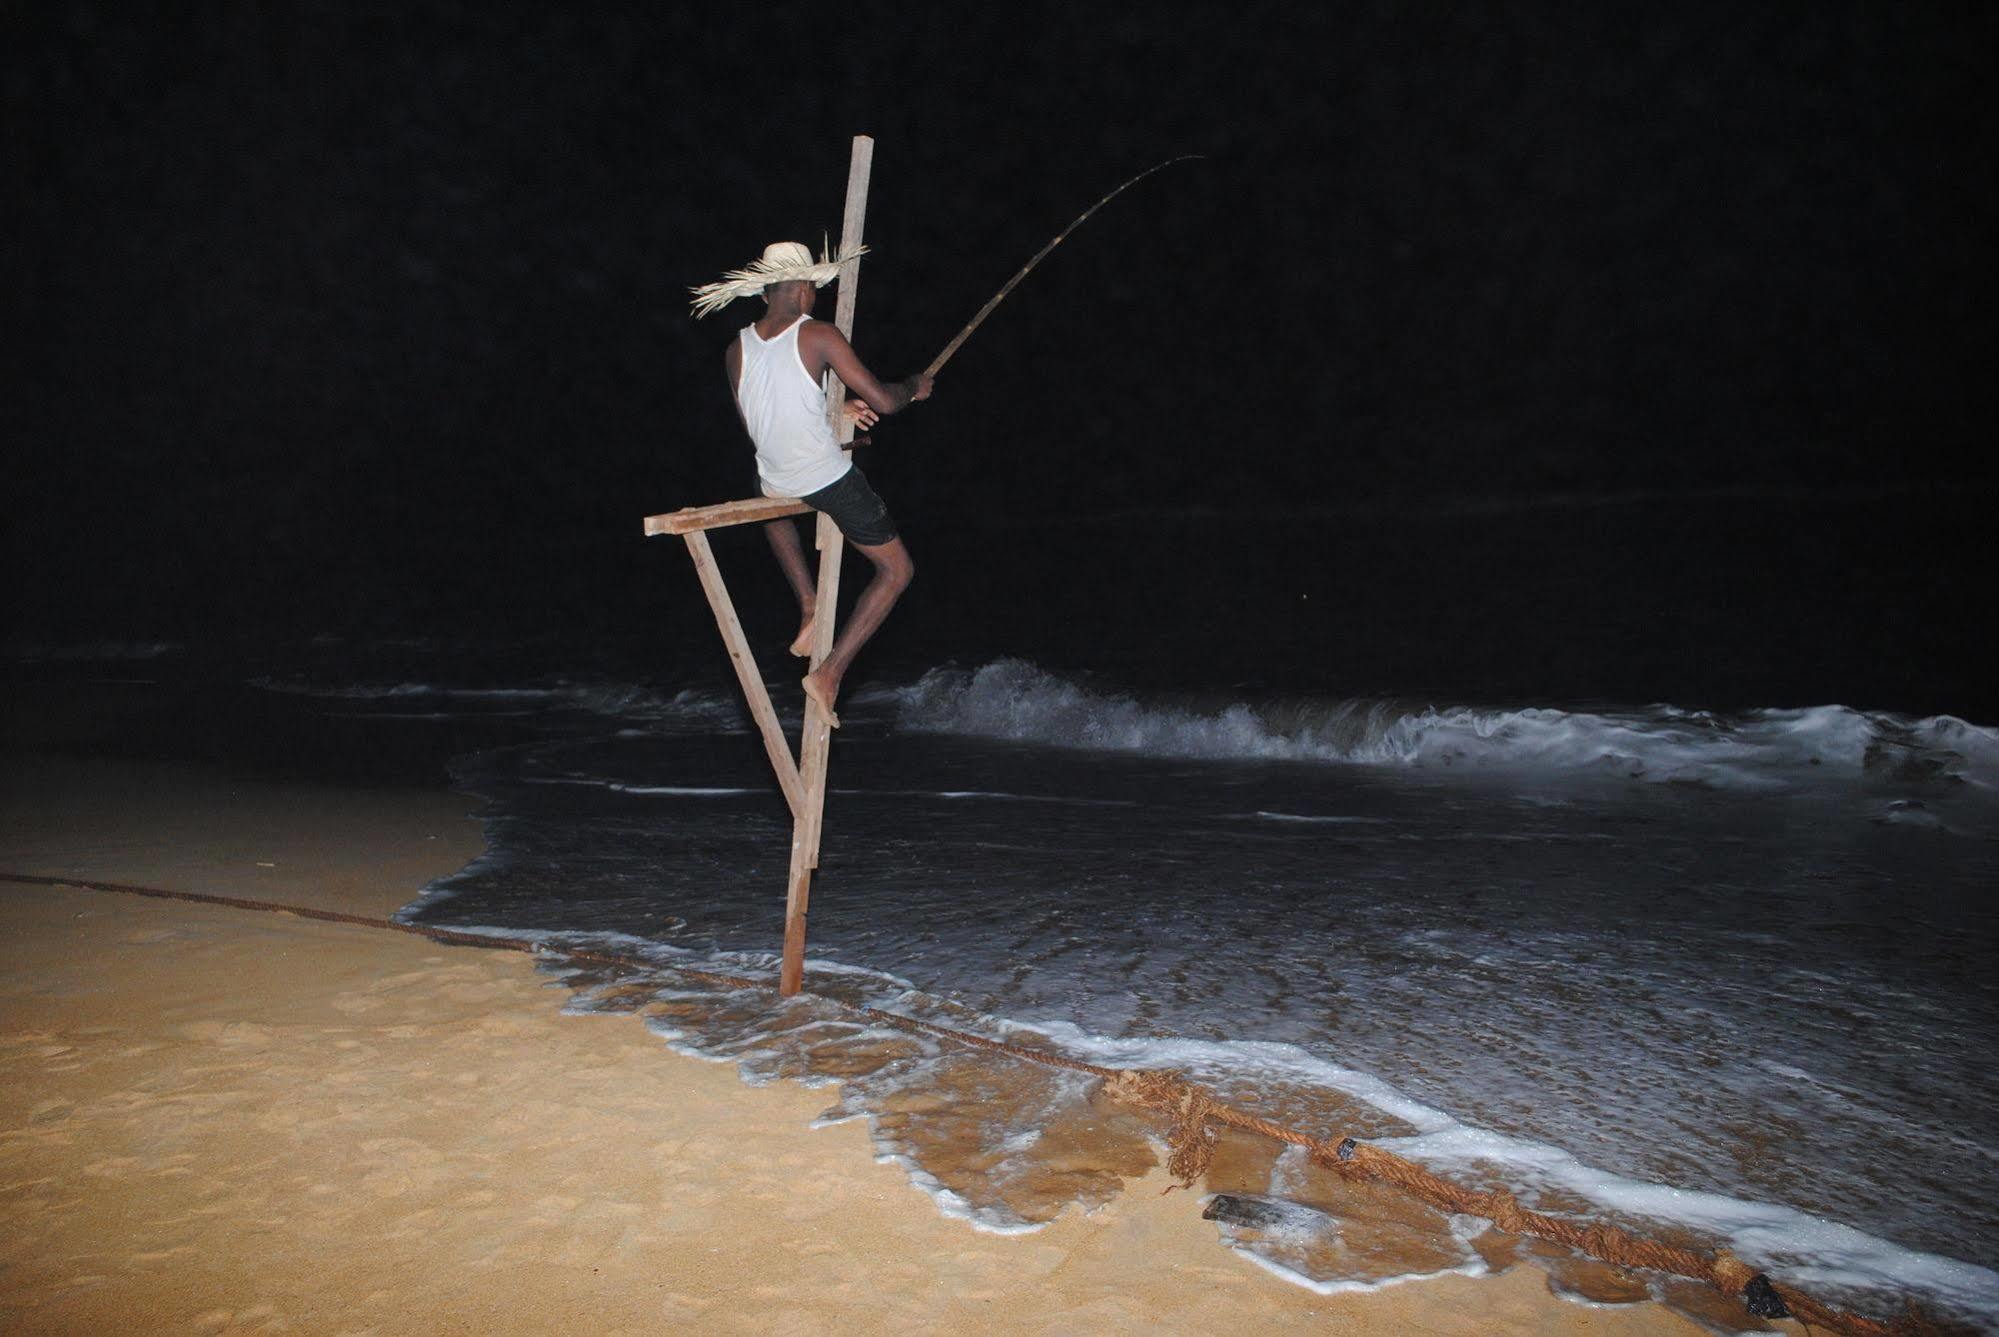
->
xmin=888 ymin=659 xmax=1999 ymax=793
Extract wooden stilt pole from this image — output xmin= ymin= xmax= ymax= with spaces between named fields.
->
xmin=779 ymin=134 xmax=873 ymax=997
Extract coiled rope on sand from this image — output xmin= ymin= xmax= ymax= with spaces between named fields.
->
xmin=1 ymin=872 xmax=1963 ymax=1336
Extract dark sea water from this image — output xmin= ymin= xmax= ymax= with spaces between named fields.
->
xmin=10 ymin=488 xmax=1997 ymax=1329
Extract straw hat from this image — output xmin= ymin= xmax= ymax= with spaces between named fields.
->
xmin=690 ymin=239 xmax=868 ymax=318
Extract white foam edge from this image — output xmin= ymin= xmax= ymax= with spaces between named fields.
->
xmin=609 ymin=973 xmax=1085 ymax=1238
xmin=250 ymin=677 xmax=557 ymax=701
xmin=1014 ymin=1023 xmax=1999 ymax=1320
xmin=638 ymin=1020 xmax=744 ymax=1066
xmin=639 ymin=1014 xmax=1050 ymax=1236
xmin=1382 ymin=1123 xmax=1999 ymax=1314
xmin=637 ymin=1011 xmax=863 ymax=1091
xmin=887 ymin=660 xmax=1999 ymax=793
xmin=391 ymin=917 xmax=791 ymax=994
xmin=1231 ymin=1239 xmax=1489 ymax=1297
xmin=1243 ymin=811 xmax=1393 ymax=824
xmin=1536 ymin=1277 xmax=1659 ymax=1311
xmin=865 ymin=1148 xmax=1049 ymax=1236
xmin=518 ymin=775 xmax=764 ymax=797
xmin=524 ymin=776 xmax=1133 ymax=807
xmin=1019 ymin=1023 xmax=1454 ymax=1134
xmin=541 ymin=929 xmax=903 ymax=993
xmin=838 ymin=787 xmax=1141 ymax=808
xmin=394 ymin=813 xmax=515 ymax=917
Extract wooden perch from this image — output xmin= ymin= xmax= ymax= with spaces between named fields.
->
xmin=644 ymin=496 xmax=810 ymax=537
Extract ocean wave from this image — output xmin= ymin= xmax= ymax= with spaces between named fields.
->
xmin=889 ymin=659 xmax=1999 ymax=792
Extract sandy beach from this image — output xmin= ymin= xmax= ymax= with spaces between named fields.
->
xmin=0 ymin=745 xmax=1740 ymax=1334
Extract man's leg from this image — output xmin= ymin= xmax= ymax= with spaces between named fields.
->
xmin=801 ymin=536 xmax=913 ymax=726
xmin=763 ymin=517 xmax=818 ymax=657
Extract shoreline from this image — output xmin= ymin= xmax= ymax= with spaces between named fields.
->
xmin=0 ymin=744 xmax=1726 ymax=1333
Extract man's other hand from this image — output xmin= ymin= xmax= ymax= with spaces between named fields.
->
xmin=910 ymin=373 xmax=935 ymax=403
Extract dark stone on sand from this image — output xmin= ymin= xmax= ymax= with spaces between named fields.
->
xmin=1202 ymin=1193 xmax=1335 ymax=1233
xmin=1742 ymin=1273 xmax=1792 ymax=1320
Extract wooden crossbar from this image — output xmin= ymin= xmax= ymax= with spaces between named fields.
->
xmin=644 ymin=496 xmax=809 ymax=537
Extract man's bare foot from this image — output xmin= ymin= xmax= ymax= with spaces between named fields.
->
xmin=789 ymin=615 xmax=816 ymax=659
xmin=801 ymin=670 xmax=841 ymax=729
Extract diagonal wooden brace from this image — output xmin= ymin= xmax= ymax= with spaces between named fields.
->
xmin=681 ymin=530 xmax=804 ymax=818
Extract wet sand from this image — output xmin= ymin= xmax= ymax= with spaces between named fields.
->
xmin=0 ymin=749 xmax=1728 ymax=1334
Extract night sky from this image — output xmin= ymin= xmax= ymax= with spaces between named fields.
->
xmin=6 ymin=3 xmax=1995 ymax=684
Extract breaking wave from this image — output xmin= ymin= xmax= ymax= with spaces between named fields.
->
xmin=887 ymin=659 xmax=1999 ymax=792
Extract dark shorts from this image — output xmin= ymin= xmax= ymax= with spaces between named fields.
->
xmin=797 ymin=466 xmax=899 ymax=547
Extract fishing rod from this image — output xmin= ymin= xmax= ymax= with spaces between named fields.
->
xmin=922 ymin=154 xmax=1204 ymax=379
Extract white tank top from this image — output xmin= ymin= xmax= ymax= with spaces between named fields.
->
xmin=735 ymin=316 xmax=849 ymax=498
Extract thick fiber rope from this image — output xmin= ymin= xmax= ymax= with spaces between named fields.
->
xmin=0 ymin=872 xmax=1956 ymax=1336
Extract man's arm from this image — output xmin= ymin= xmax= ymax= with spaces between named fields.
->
xmin=722 ymin=340 xmax=748 ymax=430
xmin=799 ymin=321 xmax=933 ymax=416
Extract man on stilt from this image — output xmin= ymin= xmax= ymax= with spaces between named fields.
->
xmin=693 ymin=241 xmax=933 ymax=725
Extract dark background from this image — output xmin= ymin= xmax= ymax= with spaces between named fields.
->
xmin=5 ymin=2 xmax=1994 ymax=712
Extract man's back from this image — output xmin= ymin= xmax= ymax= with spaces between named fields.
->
xmin=735 ymin=315 xmax=846 ymax=498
